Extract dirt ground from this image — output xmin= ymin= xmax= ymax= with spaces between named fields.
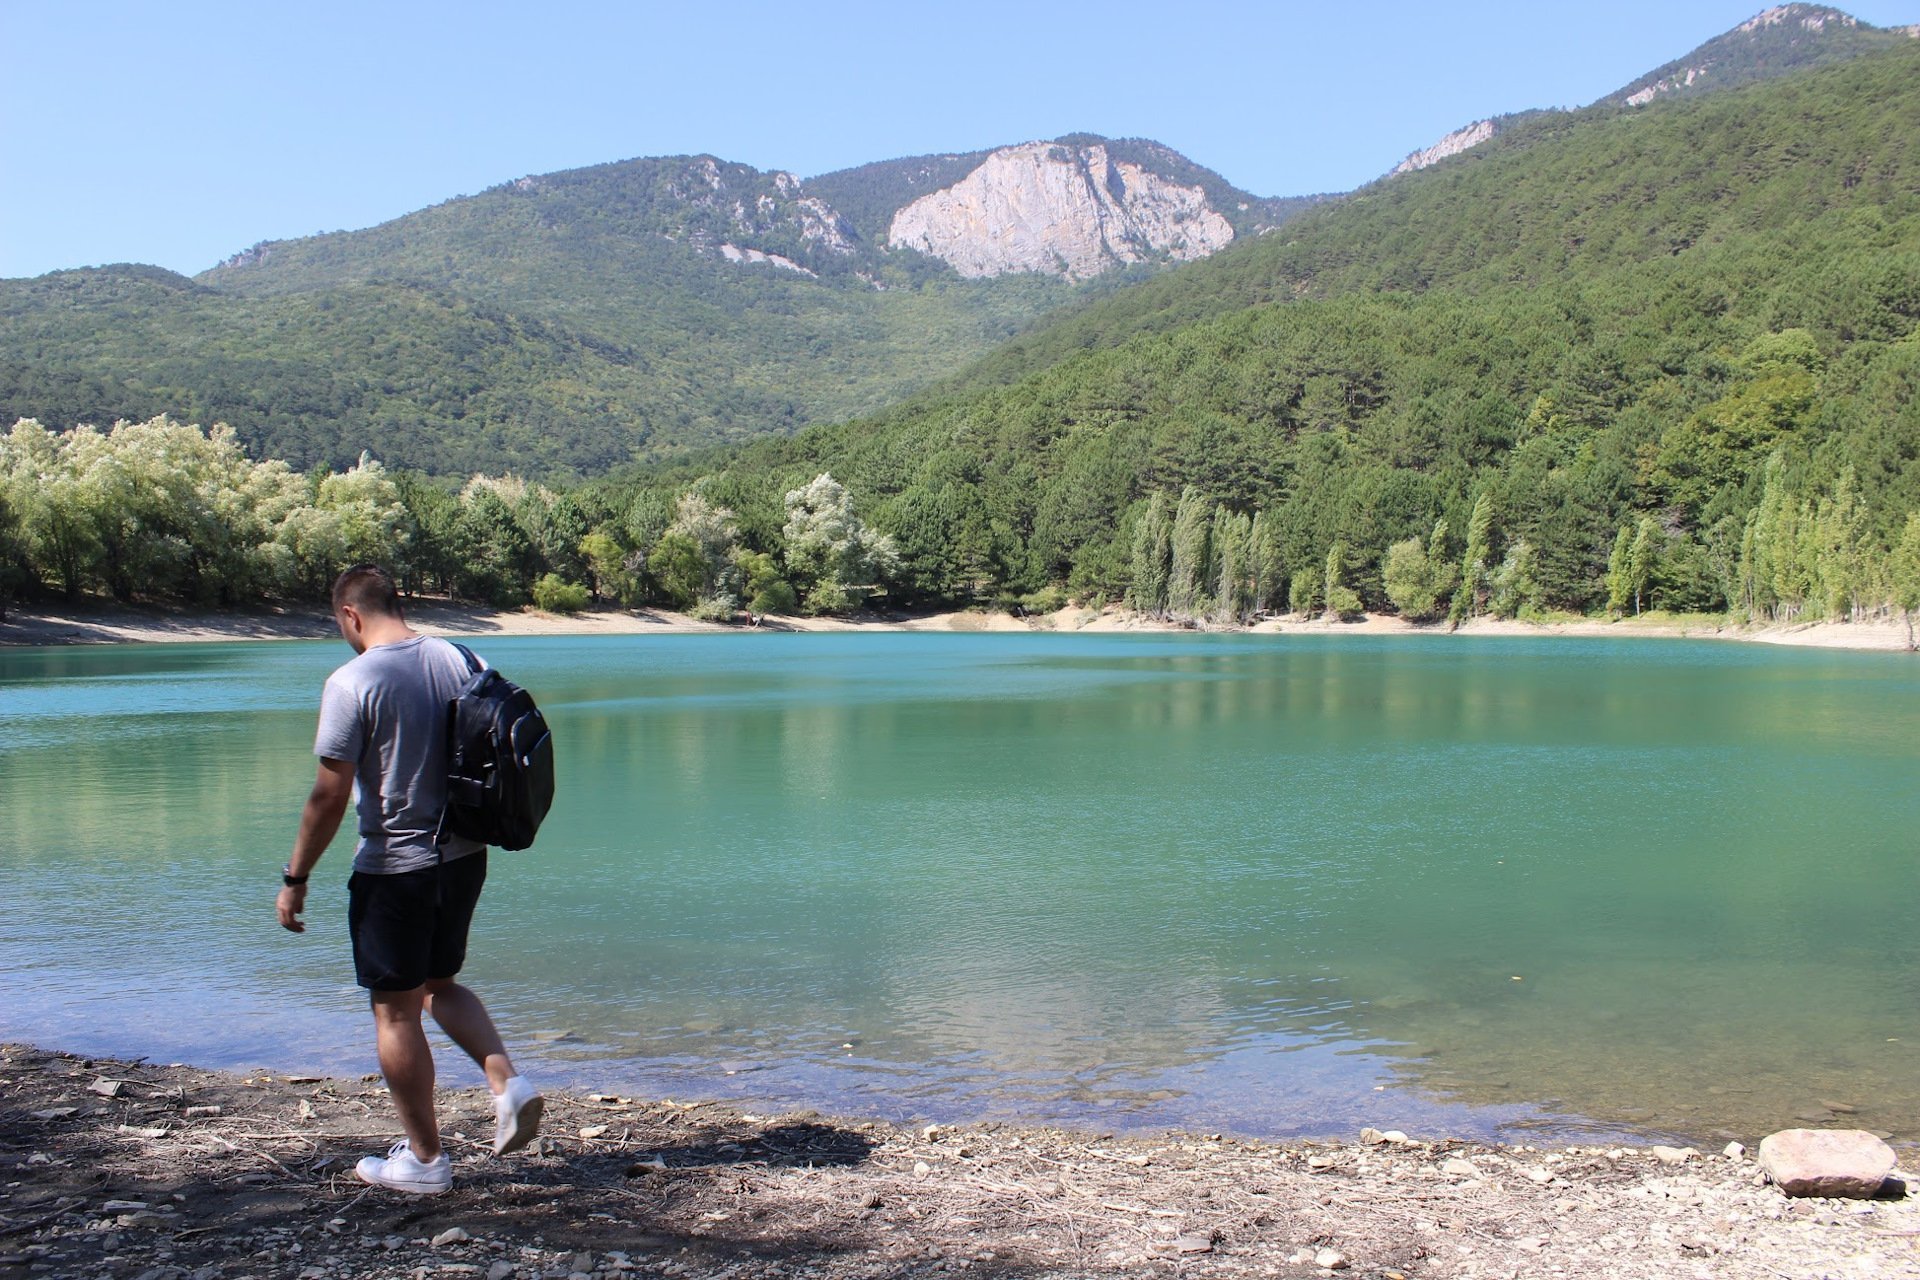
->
xmin=2 ymin=1046 xmax=1914 ymax=1280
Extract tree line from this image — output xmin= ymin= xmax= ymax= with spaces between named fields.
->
xmin=0 ymin=416 xmax=896 ymax=624
xmin=6 ymin=394 xmax=1916 ymax=644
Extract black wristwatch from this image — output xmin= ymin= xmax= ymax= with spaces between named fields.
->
xmin=282 ymin=865 xmax=309 ymax=887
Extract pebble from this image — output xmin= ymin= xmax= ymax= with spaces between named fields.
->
xmin=486 ymin=1263 xmax=514 ymax=1280
xmin=577 ymin=1125 xmax=609 ymax=1140
xmin=1441 ymin=1157 xmax=1478 ymax=1178
xmin=1313 ymin=1247 xmax=1349 ymax=1270
xmin=1723 ymin=1141 xmax=1746 ymax=1160
xmin=1652 ymin=1145 xmax=1697 ymax=1165
xmin=1171 ymin=1234 xmax=1213 ymax=1254
xmin=432 ymin=1227 xmax=472 ymax=1247
xmin=89 ymin=1078 xmax=125 ymax=1098
xmin=1526 ymin=1167 xmax=1554 ymax=1184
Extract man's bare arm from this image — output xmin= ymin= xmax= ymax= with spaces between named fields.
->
xmin=277 ymin=757 xmax=355 ymax=933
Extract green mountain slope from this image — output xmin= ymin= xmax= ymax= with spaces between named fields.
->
xmin=0 ymin=135 xmax=1308 ymax=476
xmin=944 ymin=37 xmax=1920 ymax=395
xmin=1603 ymin=3 xmax=1916 ymax=106
xmin=592 ymin=44 xmax=1920 ymax=620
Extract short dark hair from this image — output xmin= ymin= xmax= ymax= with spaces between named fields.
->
xmin=331 ymin=564 xmax=403 ymax=617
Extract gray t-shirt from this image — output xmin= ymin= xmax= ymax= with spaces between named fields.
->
xmin=314 ymin=633 xmax=485 ymax=874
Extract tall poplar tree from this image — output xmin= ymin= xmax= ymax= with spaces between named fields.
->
xmin=1167 ymin=486 xmax=1211 ymax=619
xmin=1451 ymin=492 xmax=1493 ymax=622
xmin=1128 ymin=491 xmax=1171 ymax=616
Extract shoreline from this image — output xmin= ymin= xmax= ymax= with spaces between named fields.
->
xmin=0 ymin=599 xmax=1912 ymax=653
xmin=3 ymin=1044 xmax=1913 ymax=1280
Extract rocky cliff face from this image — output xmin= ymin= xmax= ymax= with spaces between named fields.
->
xmin=1391 ymin=119 xmax=1500 ymax=176
xmin=885 ymin=142 xmax=1236 ymax=280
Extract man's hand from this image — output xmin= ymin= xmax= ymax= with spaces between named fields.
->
xmin=278 ymin=757 xmax=353 ymax=935
xmin=277 ymin=882 xmax=308 ymax=932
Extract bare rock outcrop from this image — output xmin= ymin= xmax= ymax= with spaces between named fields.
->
xmin=1391 ymin=119 xmax=1499 ymax=175
xmin=887 ymin=141 xmax=1234 ymax=280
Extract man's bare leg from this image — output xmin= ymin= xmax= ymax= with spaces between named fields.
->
xmin=423 ymin=977 xmax=516 ymax=1094
xmin=370 ymin=988 xmax=441 ymax=1161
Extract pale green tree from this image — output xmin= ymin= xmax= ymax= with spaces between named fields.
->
xmin=1383 ymin=518 xmax=1457 ymax=622
xmin=1490 ymin=540 xmax=1543 ymax=619
xmin=1324 ymin=541 xmax=1362 ymax=620
xmin=782 ymin=474 xmax=896 ymax=615
xmin=1450 ymin=492 xmax=1494 ymax=622
xmin=1166 ymin=486 xmax=1211 ymax=619
xmin=579 ymin=529 xmax=634 ymax=604
xmin=319 ymin=455 xmax=414 ymax=570
xmin=1128 ymin=491 xmax=1172 ymax=616
xmin=1626 ymin=517 xmax=1660 ymax=615
xmin=1 ymin=419 xmax=103 ymax=600
xmin=1210 ymin=507 xmax=1253 ymax=625
xmin=1249 ymin=509 xmax=1286 ymax=616
xmin=1605 ymin=524 xmax=1634 ymax=615
xmin=1891 ymin=513 xmax=1920 ymax=650
xmin=1813 ymin=466 xmax=1869 ymax=622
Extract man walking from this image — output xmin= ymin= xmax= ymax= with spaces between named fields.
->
xmin=277 ymin=564 xmax=542 ymax=1194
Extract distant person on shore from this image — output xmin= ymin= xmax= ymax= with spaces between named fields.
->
xmin=275 ymin=563 xmax=543 ymax=1194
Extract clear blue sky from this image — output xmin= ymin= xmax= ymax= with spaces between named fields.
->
xmin=2 ymin=1 xmax=1913 ymax=279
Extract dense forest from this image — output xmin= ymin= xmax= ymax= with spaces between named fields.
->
xmin=5 ymin=41 xmax=1920 ymax=639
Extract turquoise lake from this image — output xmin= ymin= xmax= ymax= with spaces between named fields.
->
xmin=2 ymin=632 xmax=1916 ymax=1146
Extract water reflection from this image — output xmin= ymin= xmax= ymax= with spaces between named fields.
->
xmin=2 ymin=634 xmax=1916 ymax=1144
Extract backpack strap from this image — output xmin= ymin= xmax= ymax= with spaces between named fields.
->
xmin=432 ymin=641 xmax=482 ymax=873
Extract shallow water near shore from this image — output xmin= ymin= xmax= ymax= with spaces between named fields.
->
xmin=2 ymin=633 xmax=1916 ymax=1145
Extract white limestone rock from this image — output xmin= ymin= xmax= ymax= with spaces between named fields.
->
xmin=887 ymin=141 xmax=1233 ymax=280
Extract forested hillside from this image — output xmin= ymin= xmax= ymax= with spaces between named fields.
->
xmin=579 ymin=44 xmax=1920 ymax=626
xmin=946 ymin=29 xmax=1920 ymax=395
xmin=0 ymin=138 xmax=1292 ymax=478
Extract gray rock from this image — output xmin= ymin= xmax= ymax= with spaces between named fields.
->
xmin=1757 ymin=1128 xmax=1896 ymax=1198
xmin=1441 ymin=1157 xmax=1479 ymax=1178
xmin=1313 ymin=1247 xmax=1350 ymax=1270
xmin=1652 ymin=1145 xmax=1697 ymax=1165
xmin=486 ymin=1263 xmax=515 ymax=1280
xmin=432 ymin=1227 xmax=472 ymax=1247
xmin=1171 ymin=1234 xmax=1213 ymax=1254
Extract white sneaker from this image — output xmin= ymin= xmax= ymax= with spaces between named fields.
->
xmin=356 ymin=1138 xmax=452 ymax=1194
xmin=493 ymin=1074 xmax=543 ymax=1156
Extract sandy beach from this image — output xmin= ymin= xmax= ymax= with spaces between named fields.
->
xmin=0 ymin=599 xmax=1912 ymax=653
xmin=2 ymin=1045 xmax=1914 ymax=1280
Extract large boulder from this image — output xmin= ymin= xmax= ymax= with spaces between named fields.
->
xmin=1757 ymin=1129 xmax=1897 ymax=1198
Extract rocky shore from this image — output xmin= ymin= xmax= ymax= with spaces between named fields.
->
xmin=2 ymin=1046 xmax=1913 ymax=1280
xmin=1 ymin=600 xmax=1913 ymax=654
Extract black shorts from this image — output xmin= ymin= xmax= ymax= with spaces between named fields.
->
xmin=347 ymin=852 xmax=488 ymax=992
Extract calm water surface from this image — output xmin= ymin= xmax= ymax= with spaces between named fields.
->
xmin=2 ymin=633 xmax=1916 ymax=1145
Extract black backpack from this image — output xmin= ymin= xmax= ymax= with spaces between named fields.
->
xmin=440 ymin=643 xmax=555 ymax=851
